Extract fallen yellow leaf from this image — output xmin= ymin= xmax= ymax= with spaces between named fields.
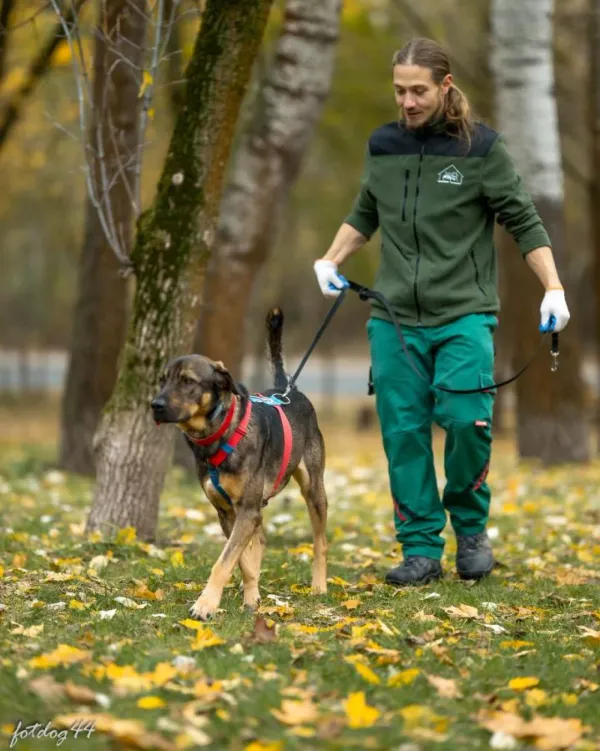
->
xmin=387 ymin=668 xmax=420 ymax=687
xmin=525 ymin=688 xmax=549 ymax=708
xmin=29 ymin=644 xmax=90 ymax=669
xmin=190 ymin=626 xmax=226 ymax=651
xmin=342 ymin=599 xmax=361 ymax=611
xmin=501 ymin=640 xmax=534 ymax=650
xmin=352 ymin=662 xmax=380 ymax=685
xmin=271 ymin=698 xmax=318 ymax=726
xmin=509 ymin=676 xmax=540 ymax=691
xmin=443 ymin=604 xmax=481 ymax=620
xmin=137 ymin=696 xmax=166 ymax=709
xmin=560 ymin=693 xmax=578 ymax=706
xmin=399 ymin=704 xmax=449 ymax=735
xmin=115 ymin=527 xmax=136 ymax=544
xmin=478 ymin=710 xmax=585 ymax=750
xmin=425 ymin=673 xmax=462 ymax=699
xmin=170 ymin=551 xmax=184 ymax=567
xmin=343 ymin=691 xmax=380 ymax=729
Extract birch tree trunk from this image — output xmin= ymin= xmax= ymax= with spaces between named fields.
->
xmin=490 ymin=0 xmax=589 ymax=463
xmin=86 ymin=0 xmax=273 ymax=540
xmin=194 ymin=0 xmax=341 ymax=375
xmin=58 ymin=0 xmax=146 ymax=475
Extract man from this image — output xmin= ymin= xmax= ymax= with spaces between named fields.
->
xmin=313 ymin=37 xmax=570 ymax=586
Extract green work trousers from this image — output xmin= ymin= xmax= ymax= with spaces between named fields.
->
xmin=367 ymin=314 xmax=497 ymax=560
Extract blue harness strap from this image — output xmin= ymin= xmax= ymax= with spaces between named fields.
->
xmin=208 ymin=465 xmax=233 ymax=505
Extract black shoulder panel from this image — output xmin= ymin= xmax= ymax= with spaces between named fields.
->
xmin=367 ymin=120 xmax=499 ymax=158
xmin=368 ymin=122 xmax=422 ymax=156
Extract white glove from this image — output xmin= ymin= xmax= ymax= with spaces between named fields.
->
xmin=540 ymin=288 xmax=570 ymax=332
xmin=313 ymin=259 xmax=347 ymax=298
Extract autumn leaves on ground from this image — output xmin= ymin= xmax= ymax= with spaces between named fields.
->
xmin=0 ymin=407 xmax=599 ymax=751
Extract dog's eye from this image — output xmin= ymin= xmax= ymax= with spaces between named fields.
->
xmin=182 ymin=375 xmax=197 ymax=387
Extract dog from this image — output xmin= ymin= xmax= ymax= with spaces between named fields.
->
xmin=151 ymin=309 xmax=328 ymax=621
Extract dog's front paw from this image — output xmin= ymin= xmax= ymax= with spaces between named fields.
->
xmin=189 ymin=594 xmax=219 ymax=621
xmin=311 ymin=581 xmax=327 ymax=595
xmin=243 ymin=593 xmax=261 ymax=611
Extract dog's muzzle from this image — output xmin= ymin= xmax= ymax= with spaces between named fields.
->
xmin=151 ymin=396 xmax=172 ymax=425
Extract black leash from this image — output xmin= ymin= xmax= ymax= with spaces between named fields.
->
xmin=286 ymin=280 xmax=559 ymax=396
xmin=345 ymin=279 xmax=557 ymax=395
xmin=284 ymin=288 xmax=349 ymax=395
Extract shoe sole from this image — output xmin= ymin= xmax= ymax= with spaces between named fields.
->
xmin=385 ymin=572 xmax=443 ymax=587
xmin=457 ymin=566 xmax=493 ymax=581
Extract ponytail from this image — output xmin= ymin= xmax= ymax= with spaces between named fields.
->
xmin=444 ymin=85 xmax=473 ymax=150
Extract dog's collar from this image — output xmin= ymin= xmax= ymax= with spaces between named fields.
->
xmin=188 ymin=397 xmax=237 ymax=446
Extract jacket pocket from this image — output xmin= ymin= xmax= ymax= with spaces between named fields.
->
xmin=469 ymin=248 xmax=486 ymax=295
xmin=401 ymin=168 xmax=410 ymax=222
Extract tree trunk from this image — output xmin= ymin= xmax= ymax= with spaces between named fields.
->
xmin=592 ymin=0 xmax=600 ymax=430
xmin=87 ymin=0 xmax=273 ymax=540
xmin=194 ymin=0 xmax=341 ymax=376
xmin=58 ymin=0 xmax=146 ymax=475
xmin=490 ymin=0 xmax=589 ymax=464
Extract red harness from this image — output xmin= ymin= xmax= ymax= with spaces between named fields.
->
xmin=188 ymin=396 xmax=293 ymax=503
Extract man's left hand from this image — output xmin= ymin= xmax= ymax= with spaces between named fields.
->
xmin=540 ymin=288 xmax=570 ymax=332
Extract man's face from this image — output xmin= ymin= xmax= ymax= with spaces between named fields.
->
xmin=393 ymin=64 xmax=452 ymax=129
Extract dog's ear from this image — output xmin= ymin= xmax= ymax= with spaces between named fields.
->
xmin=213 ymin=361 xmax=239 ymax=395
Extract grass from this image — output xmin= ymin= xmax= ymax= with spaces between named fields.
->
xmin=0 ymin=401 xmax=599 ymax=750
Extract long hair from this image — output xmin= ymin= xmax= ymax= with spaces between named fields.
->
xmin=392 ymin=38 xmax=474 ymax=149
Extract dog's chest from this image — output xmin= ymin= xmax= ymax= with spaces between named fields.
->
xmin=201 ymin=472 xmax=276 ymax=509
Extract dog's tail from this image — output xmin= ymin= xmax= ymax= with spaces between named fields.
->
xmin=266 ymin=307 xmax=289 ymax=392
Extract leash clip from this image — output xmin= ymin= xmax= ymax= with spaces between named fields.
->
xmin=551 ymin=332 xmax=559 ymax=373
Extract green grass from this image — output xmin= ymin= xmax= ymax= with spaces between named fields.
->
xmin=0 ymin=437 xmax=599 ymax=750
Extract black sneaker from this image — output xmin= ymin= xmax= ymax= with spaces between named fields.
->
xmin=385 ymin=556 xmax=443 ymax=587
xmin=456 ymin=532 xmax=494 ymax=580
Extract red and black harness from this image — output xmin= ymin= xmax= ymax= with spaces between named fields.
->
xmin=188 ymin=395 xmax=293 ymax=505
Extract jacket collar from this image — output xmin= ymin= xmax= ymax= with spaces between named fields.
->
xmin=399 ymin=114 xmax=448 ymax=140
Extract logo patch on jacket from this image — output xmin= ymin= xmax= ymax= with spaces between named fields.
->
xmin=437 ymin=164 xmax=464 ymax=185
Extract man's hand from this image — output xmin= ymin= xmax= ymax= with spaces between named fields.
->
xmin=540 ymin=288 xmax=570 ymax=332
xmin=314 ymin=259 xmax=348 ymax=298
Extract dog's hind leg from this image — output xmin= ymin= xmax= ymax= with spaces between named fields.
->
xmin=238 ymin=524 xmax=266 ymax=610
xmin=190 ymin=507 xmax=261 ymax=621
xmin=293 ymin=436 xmax=328 ymax=594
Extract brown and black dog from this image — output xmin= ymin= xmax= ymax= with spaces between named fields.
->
xmin=151 ymin=309 xmax=328 ymax=621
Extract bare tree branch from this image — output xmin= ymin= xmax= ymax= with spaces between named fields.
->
xmin=48 ymin=0 xmax=132 ymax=266
xmin=134 ymin=0 xmax=165 ymax=215
xmin=0 ymin=0 xmax=15 ymax=84
xmin=0 ymin=0 xmax=88 ymax=153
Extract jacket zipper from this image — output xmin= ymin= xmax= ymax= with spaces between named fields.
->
xmin=469 ymin=248 xmax=485 ymax=295
xmin=401 ymin=168 xmax=410 ymax=222
xmin=412 ymin=145 xmax=425 ymax=323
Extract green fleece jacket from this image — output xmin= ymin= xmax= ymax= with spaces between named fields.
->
xmin=345 ymin=119 xmax=550 ymax=326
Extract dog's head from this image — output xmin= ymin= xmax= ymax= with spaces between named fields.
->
xmin=151 ymin=355 xmax=238 ymax=428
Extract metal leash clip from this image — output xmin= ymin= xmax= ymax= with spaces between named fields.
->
xmin=551 ymin=332 xmax=559 ymax=372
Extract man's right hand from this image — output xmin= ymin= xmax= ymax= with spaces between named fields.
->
xmin=314 ymin=259 xmax=348 ymax=298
